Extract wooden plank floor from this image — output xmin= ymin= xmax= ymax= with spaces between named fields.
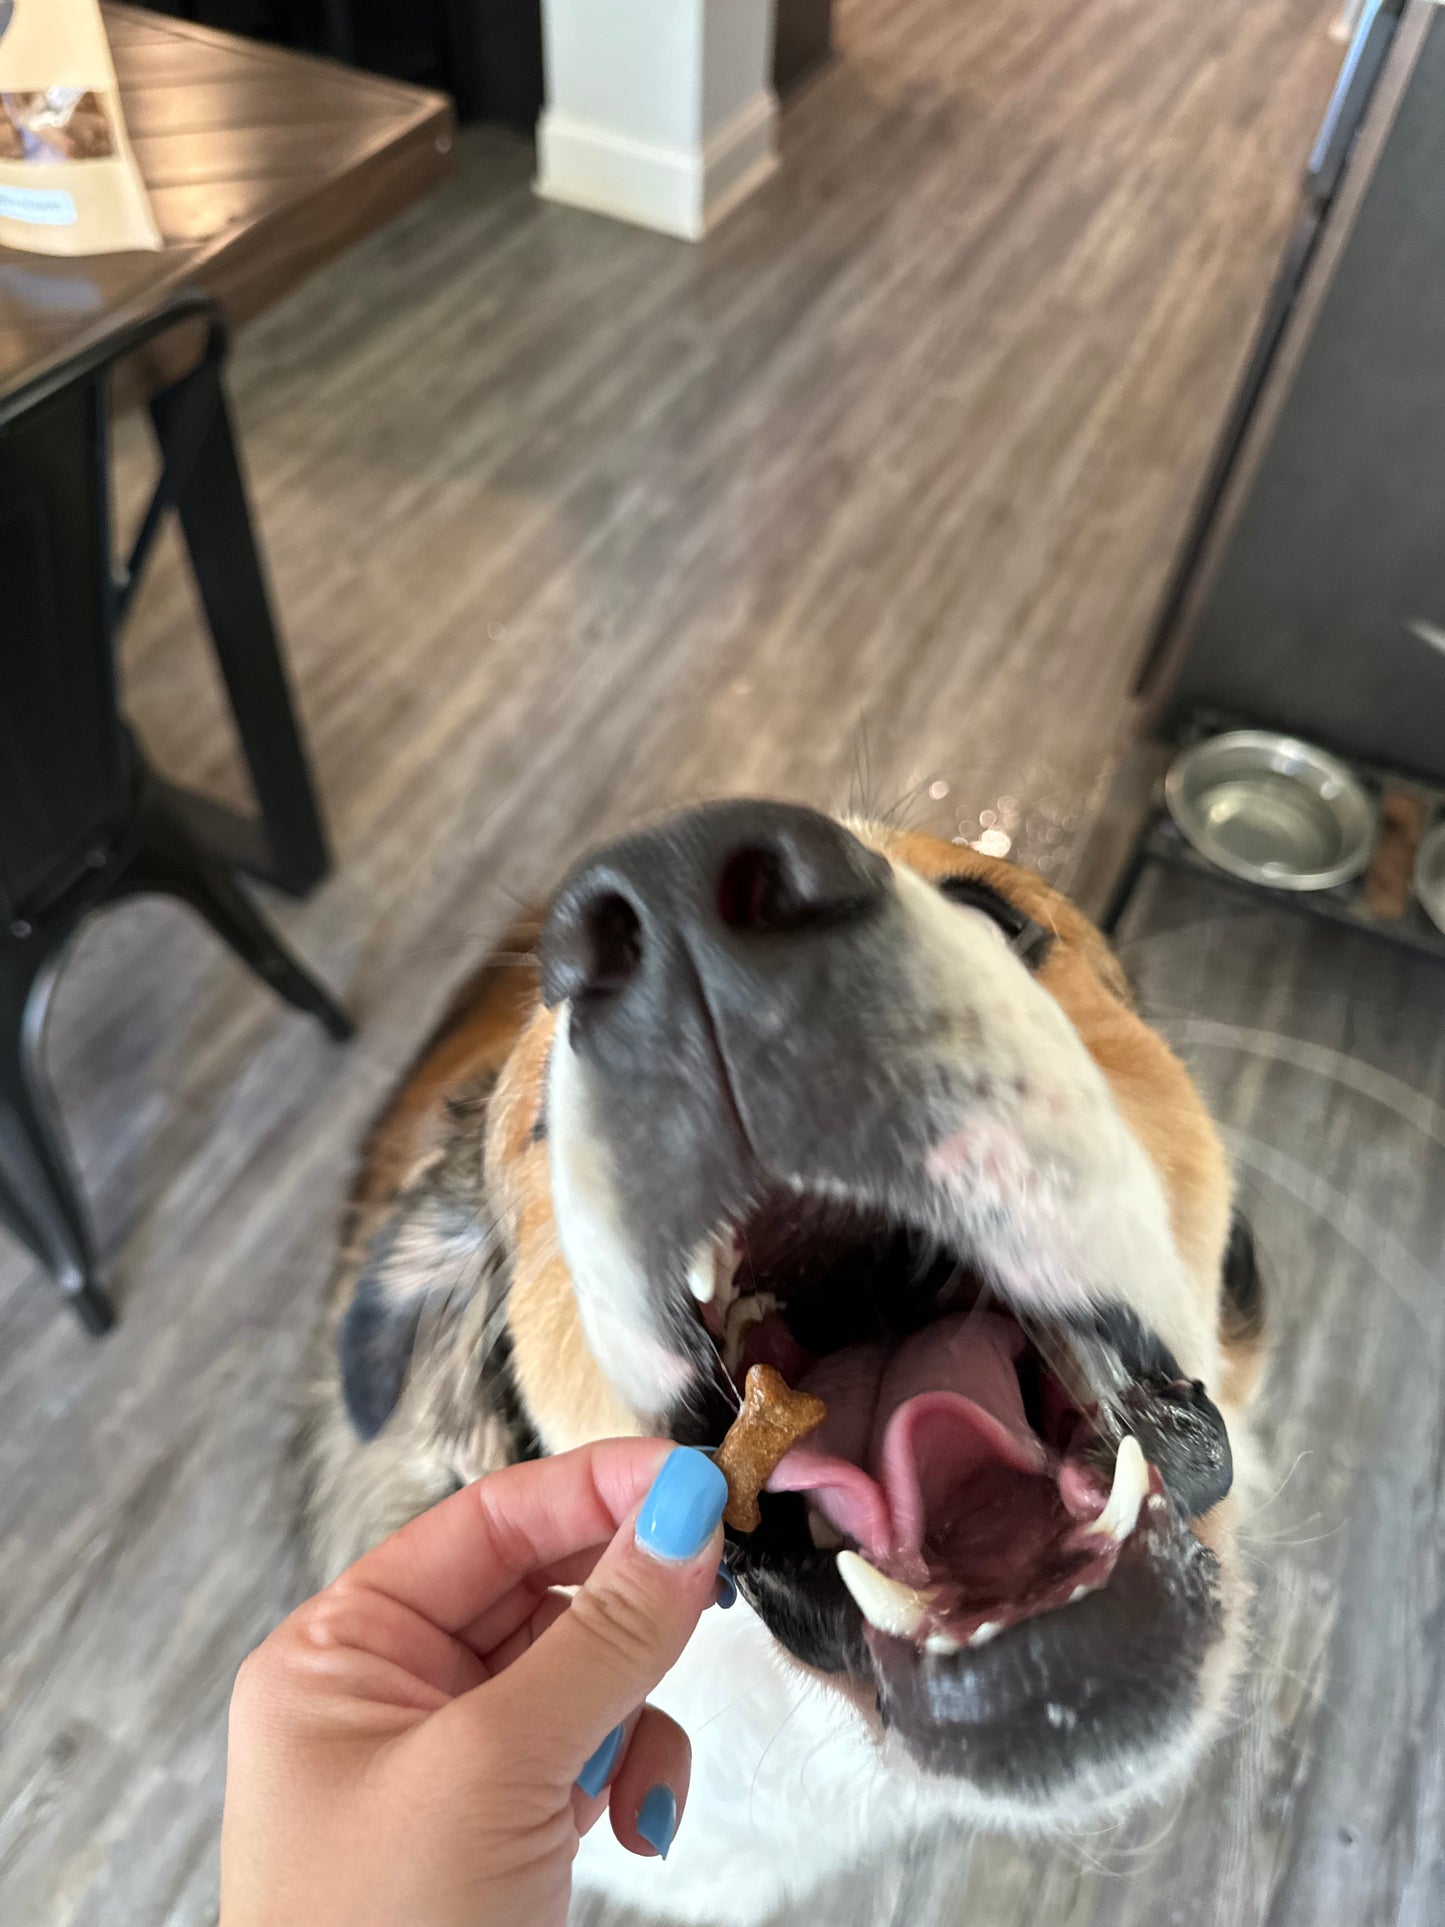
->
xmin=6 ymin=0 xmax=1424 ymax=1920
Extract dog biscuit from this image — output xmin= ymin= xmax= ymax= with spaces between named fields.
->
xmin=717 ymin=1363 xmax=827 ymax=1532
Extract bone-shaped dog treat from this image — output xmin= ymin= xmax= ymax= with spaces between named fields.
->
xmin=717 ymin=1363 xmax=827 ymax=1532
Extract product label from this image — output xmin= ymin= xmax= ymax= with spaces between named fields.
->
xmin=0 ymin=182 xmax=77 ymax=224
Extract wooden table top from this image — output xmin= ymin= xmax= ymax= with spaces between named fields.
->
xmin=0 ymin=5 xmax=452 ymax=398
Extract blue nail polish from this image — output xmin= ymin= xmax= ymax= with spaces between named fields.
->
xmin=637 ymin=1784 xmax=678 ymax=1860
xmin=635 ymin=1448 xmax=727 ymax=1563
xmin=714 ymin=1559 xmax=737 ymax=1610
xmin=576 ymin=1722 xmax=625 ymax=1798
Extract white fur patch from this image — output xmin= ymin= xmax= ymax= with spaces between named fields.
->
xmin=573 ymin=1592 xmax=1219 ymax=1922
xmin=894 ymin=867 xmax=1220 ymax=1384
xmin=547 ymin=1010 xmax=695 ymax=1423
xmin=574 ymin=1603 xmax=892 ymax=1921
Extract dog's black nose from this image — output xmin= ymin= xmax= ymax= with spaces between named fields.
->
xmin=539 ymin=800 xmax=892 ymax=1015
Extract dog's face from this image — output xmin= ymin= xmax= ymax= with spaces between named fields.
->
xmin=333 ymin=799 xmax=1265 ymax=1823
xmin=451 ymin=800 xmax=1264 ymax=1820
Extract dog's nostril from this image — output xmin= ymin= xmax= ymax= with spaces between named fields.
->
xmin=580 ymin=891 xmax=643 ymax=995
xmin=717 ymin=846 xmax=791 ymax=934
xmin=716 ymin=829 xmax=886 ymax=937
xmin=538 ymin=882 xmax=644 ymax=1009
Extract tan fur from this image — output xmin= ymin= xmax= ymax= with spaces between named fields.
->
xmin=356 ymin=919 xmax=541 ymax=1207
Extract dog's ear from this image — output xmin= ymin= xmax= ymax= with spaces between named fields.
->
xmin=338 ymin=1193 xmax=495 ymax=1441
xmin=1220 ymin=1208 xmax=1265 ymax=1345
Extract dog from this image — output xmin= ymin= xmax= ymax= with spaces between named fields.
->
xmin=295 ymin=799 xmax=1265 ymax=1923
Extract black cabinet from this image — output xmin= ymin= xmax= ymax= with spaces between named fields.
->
xmin=775 ymin=0 xmax=834 ymax=92
xmin=142 ymin=1 xmax=832 ymax=128
xmin=1141 ymin=1 xmax=1445 ymax=786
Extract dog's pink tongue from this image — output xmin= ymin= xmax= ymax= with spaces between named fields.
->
xmin=765 ymin=1311 xmax=1047 ymax=1567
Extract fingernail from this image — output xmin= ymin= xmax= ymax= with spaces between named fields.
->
xmin=576 ymin=1722 xmax=626 ymax=1798
xmin=713 ymin=1559 xmax=737 ymax=1610
xmin=637 ymin=1783 xmax=678 ymax=1859
xmin=635 ymin=1447 xmax=727 ymax=1563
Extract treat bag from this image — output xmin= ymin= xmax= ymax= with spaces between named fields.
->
xmin=0 ymin=0 xmax=162 ymax=255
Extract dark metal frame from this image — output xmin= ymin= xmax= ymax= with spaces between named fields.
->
xmin=1097 ymin=714 xmax=1445 ymax=966
xmin=0 ymin=292 xmax=352 ymax=1334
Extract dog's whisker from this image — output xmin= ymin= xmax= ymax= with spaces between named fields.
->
xmin=699 ymin=1320 xmax=745 ymax=1413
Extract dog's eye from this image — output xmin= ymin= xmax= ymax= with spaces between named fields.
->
xmin=935 ymin=875 xmax=1052 ymax=968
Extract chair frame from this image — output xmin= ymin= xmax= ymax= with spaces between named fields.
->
xmin=0 ymin=291 xmax=352 ymax=1333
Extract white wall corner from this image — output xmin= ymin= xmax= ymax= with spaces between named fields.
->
xmin=535 ymin=0 xmax=778 ymax=241
xmin=700 ymin=89 xmax=779 ymax=234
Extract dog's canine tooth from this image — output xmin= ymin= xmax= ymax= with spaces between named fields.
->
xmin=924 ymin=1631 xmax=962 ymax=1656
xmin=967 ymin=1620 xmax=1002 ymax=1647
xmin=836 ymin=1551 xmax=933 ymax=1640
xmin=1084 ymin=1434 xmax=1148 ymax=1544
xmin=721 ymin=1289 xmax=779 ymax=1371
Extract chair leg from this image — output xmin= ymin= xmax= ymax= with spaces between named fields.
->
xmin=168 ymin=860 xmax=355 ymax=1043
xmin=126 ymin=790 xmax=353 ymax=1042
xmin=150 ymin=361 xmax=332 ymax=898
xmin=0 ymin=952 xmax=115 ymax=1334
xmin=320 ymin=0 xmax=358 ymax=63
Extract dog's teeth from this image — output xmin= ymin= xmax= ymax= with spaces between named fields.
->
xmin=968 ymin=1620 xmax=1003 ymax=1648
xmin=687 ymin=1250 xmax=717 ymax=1305
xmin=688 ymin=1234 xmax=739 ymax=1309
xmin=1086 ymin=1435 xmax=1148 ymax=1544
xmin=721 ymin=1290 xmax=778 ymax=1371
xmin=807 ymin=1507 xmax=844 ymax=1551
xmin=835 ymin=1551 xmax=933 ymax=1640
xmin=925 ymin=1632 xmax=962 ymax=1656
xmin=1068 ymin=1583 xmax=1095 ymax=1605
xmin=716 ymin=1232 xmax=739 ymax=1305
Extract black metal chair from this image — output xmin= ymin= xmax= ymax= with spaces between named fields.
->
xmin=0 ymin=291 xmax=351 ymax=1335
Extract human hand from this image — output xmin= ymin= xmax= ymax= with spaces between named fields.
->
xmin=220 ymin=1440 xmax=729 ymax=1927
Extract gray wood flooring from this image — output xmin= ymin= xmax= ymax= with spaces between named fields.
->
xmin=6 ymin=0 xmax=1433 ymax=1922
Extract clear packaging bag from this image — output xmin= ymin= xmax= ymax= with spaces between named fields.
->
xmin=0 ymin=0 xmax=161 ymax=254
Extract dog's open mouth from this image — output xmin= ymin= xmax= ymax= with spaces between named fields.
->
xmin=686 ymin=1191 xmax=1229 ymax=1671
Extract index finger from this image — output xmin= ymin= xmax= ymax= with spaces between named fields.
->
xmin=334 ymin=1437 xmax=676 ymax=1633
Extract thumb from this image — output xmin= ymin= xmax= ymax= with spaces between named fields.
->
xmin=481 ymin=1447 xmax=726 ymax=1783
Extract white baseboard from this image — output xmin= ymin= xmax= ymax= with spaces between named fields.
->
xmin=698 ymin=91 xmax=780 ymax=233
xmin=535 ymin=91 xmax=778 ymax=241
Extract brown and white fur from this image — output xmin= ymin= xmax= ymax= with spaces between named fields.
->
xmin=295 ymin=801 xmax=1266 ymax=1924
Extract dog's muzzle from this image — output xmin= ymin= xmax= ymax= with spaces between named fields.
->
xmin=537 ymin=801 xmax=1229 ymax=1808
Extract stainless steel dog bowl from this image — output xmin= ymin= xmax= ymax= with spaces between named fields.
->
xmin=1164 ymin=731 xmax=1376 ymax=892
xmin=1413 ymin=820 xmax=1445 ymax=935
